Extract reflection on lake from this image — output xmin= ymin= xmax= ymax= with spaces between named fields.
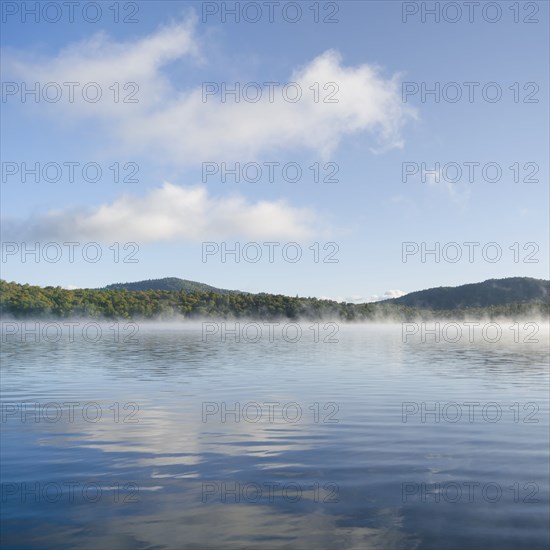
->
xmin=1 ymin=322 xmax=549 ymax=549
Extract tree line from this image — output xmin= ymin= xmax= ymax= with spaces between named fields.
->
xmin=1 ymin=280 xmax=548 ymax=321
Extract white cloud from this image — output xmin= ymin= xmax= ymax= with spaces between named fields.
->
xmin=412 ymin=168 xmax=471 ymax=205
xmin=382 ymin=289 xmax=406 ymax=299
xmin=5 ymin=183 xmax=317 ymax=243
xmin=4 ymin=17 xmax=199 ymax=115
xmin=123 ymin=49 xmax=417 ymax=161
xmin=4 ymin=17 xmax=416 ymax=163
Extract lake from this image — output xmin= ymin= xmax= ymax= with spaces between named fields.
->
xmin=1 ymin=321 xmax=549 ymax=549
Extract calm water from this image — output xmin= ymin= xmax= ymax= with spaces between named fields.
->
xmin=1 ymin=322 xmax=549 ymax=549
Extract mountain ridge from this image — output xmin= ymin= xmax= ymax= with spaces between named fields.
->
xmin=99 ymin=276 xmax=549 ymax=308
xmin=385 ymin=277 xmax=549 ymax=309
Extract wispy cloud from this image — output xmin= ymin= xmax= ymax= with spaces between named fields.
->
xmin=4 ymin=16 xmax=200 ymax=114
xmin=4 ymin=17 xmax=416 ymax=164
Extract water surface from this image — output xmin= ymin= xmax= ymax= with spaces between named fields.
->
xmin=1 ymin=322 xmax=549 ymax=549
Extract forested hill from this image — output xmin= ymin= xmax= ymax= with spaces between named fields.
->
xmin=101 ymin=277 xmax=240 ymax=295
xmin=1 ymin=278 xmax=548 ymax=321
xmin=387 ymin=277 xmax=549 ymax=310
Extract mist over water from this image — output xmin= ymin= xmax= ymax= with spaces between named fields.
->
xmin=1 ymin=323 xmax=548 ymax=549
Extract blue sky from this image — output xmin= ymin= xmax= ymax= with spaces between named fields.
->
xmin=1 ymin=0 xmax=548 ymax=301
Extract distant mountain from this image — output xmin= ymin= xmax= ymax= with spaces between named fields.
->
xmin=386 ymin=277 xmax=549 ymax=310
xmin=101 ymin=277 xmax=241 ymax=295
